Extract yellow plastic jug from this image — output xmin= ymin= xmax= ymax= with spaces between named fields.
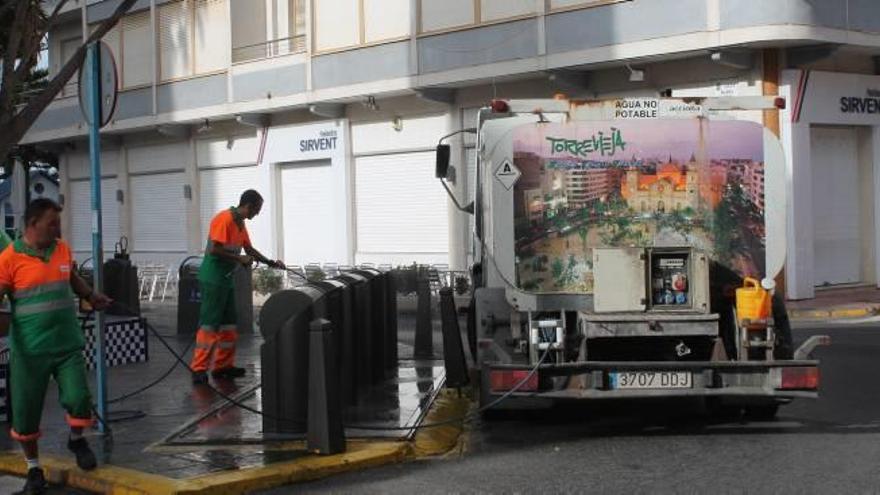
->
xmin=736 ymin=277 xmax=770 ymax=322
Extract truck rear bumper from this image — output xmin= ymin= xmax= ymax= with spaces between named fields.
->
xmin=483 ymin=360 xmax=821 ymax=401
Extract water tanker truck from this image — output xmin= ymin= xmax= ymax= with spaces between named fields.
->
xmin=437 ymin=96 xmax=830 ymax=418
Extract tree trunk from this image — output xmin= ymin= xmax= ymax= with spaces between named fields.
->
xmin=0 ymin=0 xmax=139 ymax=162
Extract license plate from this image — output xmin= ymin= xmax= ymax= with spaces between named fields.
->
xmin=610 ymin=371 xmax=692 ymax=390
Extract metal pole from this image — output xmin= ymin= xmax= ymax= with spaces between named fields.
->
xmin=87 ymin=42 xmax=108 ymax=433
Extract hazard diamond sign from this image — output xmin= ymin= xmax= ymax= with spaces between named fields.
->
xmin=494 ymin=159 xmax=521 ymax=190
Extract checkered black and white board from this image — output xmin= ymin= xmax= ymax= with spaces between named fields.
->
xmin=80 ymin=317 xmax=150 ymax=370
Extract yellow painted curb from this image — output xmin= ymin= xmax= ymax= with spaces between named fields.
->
xmin=0 ymin=388 xmax=473 ymax=494
xmin=0 ymin=453 xmax=177 ymax=495
xmin=175 ymin=441 xmax=409 ymax=495
xmin=830 ymin=308 xmax=876 ymax=318
xmin=411 ymin=388 xmax=473 ymax=458
xmin=789 ymin=306 xmax=879 ymax=321
xmin=0 ymin=441 xmax=411 ymax=495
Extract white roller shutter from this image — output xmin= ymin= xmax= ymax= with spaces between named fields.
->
xmin=811 ymin=126 xmax=862 ymax=285
xmin=127 ymin=141 xmax=188 ymax=175
xmin=131 ymin=173 xmax=187 ymax=253
xmin=69 ymin=179 xmax=120 ymax=256
xmin=279 ymin=161 xmax=337 ymax=265
xmin=199 ymin=166 xmax=268 ymax=247
xmin=355 ymin=151 xmax=448 ymax=264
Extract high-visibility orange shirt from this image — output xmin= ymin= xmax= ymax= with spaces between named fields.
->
xmin=198 ymin=208 xmax=252 ymax=286
xmin=0 ymin=239 xmax=82 ymax=355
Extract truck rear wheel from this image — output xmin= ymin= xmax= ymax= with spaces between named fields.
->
xmin=772 ymin=293 xmax=794 ymax=360
xmin=706 ymin=398 xmax=742 ymax=420
xmin=744 ymin=404 xmax=779 ymax=420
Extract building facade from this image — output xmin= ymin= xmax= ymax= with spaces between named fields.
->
xmin=26 ymin=0 xmax=880 ymax=300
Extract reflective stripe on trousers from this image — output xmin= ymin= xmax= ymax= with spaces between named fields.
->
xmin=214 ymin=329 xmax=238 ymax=370
xmin=190 ymin=329 xmax=218 ymax=372
xmin=190 ymin=328 xmax=238 ymax=372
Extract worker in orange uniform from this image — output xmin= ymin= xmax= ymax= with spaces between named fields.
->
xmin=0 ymin=199 xmax=112 ymax=494
xmin=191 ymin=190 xmax=284 ymax=384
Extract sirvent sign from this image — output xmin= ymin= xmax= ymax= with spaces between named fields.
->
xmin=785 ymin=70 xmax=880 ymax=125
xmin=299 ymin=129 xmax=338 ymax=152
xmin=840 ymin=88 xmax=880 ymax=115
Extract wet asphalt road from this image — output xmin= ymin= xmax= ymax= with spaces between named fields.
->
xmin=263 ymin=322 xmax=880 ymax=494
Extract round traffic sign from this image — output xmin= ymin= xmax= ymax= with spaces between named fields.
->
xmin=78 ymin=41 xmax=119 ymax=128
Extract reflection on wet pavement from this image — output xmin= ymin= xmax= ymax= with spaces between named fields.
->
xmin=164 ymin=361 xmax=445 ymax=445
xmin=0 ymin=303 xmax=449 ymax=480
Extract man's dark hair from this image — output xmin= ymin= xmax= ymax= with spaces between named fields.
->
xmin=239 ymin=189 xmax=263 ymax=207
xmin=25 ymin=198 xmax=62 ymax=226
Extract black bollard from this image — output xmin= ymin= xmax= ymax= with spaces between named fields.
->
xmin=414 ymin=277 xmax=433 ymax=359
xmin=384 ymin=271 xmax=399 ymax=375
xmin=439 ymin=287 xmax=469 ymax=389
xmin=307 ymin=318 xmax=346 ymax=455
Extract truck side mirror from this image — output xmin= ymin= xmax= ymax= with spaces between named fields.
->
xmin=436 ymin=144 xmax=450 ymax=179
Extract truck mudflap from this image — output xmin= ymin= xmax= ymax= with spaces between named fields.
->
xmin=483 ymin=360 xmax=822 ymax=401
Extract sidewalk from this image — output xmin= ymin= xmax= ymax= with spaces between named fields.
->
xmin=787 ymin=285 xmax=880 ymax=321
xmin=0 ymin=302 xmax=467 ymax=494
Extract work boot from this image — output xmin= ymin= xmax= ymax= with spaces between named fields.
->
xmin=67 ymin=437 xmax=97 ymax=471
xmin=19 ymin=467 xmax=46 ymax=494
xmin=192 ymin=370 xmax=208 ymax=385
xmin=212 ymin=366 xmax=246 ymax=379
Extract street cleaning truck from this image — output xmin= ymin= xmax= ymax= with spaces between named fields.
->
xmin=437 ymin=96 xmax=829 ymax=417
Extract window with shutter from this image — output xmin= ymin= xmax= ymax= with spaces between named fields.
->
xmin=122 ymin=11 xmax=152 ymax=88
xmin=87 ymin=23 xmax=122 ymax=92
xmin=194 ymin=0 xmax=228 ymax=73
xmin=60 ymin=38 xmax=80 ymax=97
xmin=287 ymin=0 xmax=306 ymax=53
xmin=314 ymin=0 xmax=358 ymax=52
xmin=230 ymin=0 xmax=267 ymax=63
xmin=419 ymin=0 xmax=475 ymax=33
xmin=363 ymin=0 xmax=410 ymax=43
xmin=159 ymin=0 xmax=192 ymax=81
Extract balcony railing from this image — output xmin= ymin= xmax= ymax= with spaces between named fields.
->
xmin=232 ymin=35 xmax=306 ymax=64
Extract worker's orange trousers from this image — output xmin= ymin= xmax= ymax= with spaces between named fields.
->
xmin=190 ymin=325 xmax=238 ymax=372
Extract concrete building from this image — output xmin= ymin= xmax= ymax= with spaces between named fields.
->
xmin=25 ymin=0 xmax=880 ymax=300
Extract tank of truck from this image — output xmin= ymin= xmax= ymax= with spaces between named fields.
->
xmin=458 ymin=98 xmax=828 ymax=414
xmin=477 ymin=101 xmax=787 ymax=307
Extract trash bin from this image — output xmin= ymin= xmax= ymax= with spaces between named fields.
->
xmin=178 ymin=258 xmax=255 ymax=335
xmin=350 ymin=269 xmax=387 ymax=383
xmin=104 ymin=237 xmax=140 ymax=316
xmin=176 ymin=256 xmax=202 ymax=335
xmin=335 ymin=272 xmax=375 ymax=389
xmin=312 ymin=279 xmax=357 ymax=407
xmin=259 ymin=284 xmax=327 ymax=434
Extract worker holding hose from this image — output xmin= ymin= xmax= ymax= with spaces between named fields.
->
xmin=0 ymin=199 xmax=111 ymax=494
xmin=191 ymin=190 xmax=284 ymax=385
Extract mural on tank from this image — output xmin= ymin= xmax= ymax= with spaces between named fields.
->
xmin=512 ymin=119 xmax=767 ymax=294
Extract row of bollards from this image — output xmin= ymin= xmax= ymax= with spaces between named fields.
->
xmin=259 ymin=269 xmax=398 ymax=454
